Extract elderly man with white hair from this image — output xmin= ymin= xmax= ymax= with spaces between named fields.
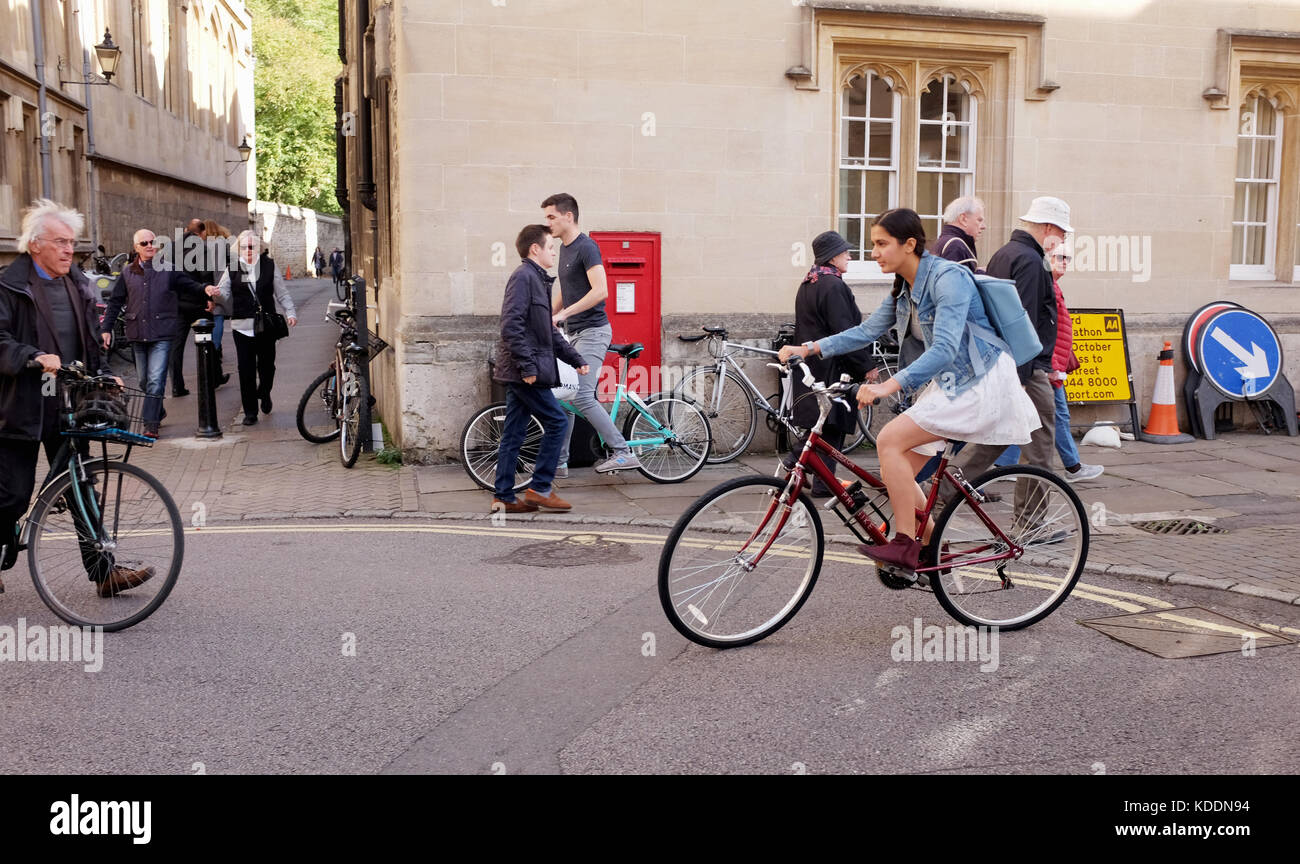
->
xmin=931 ymin=196 xmax=985 ymax=272
xmin=100 ymin=226 xmax=212 ymax=438
xmin=0 ymin=199 xmax=153 ymax=597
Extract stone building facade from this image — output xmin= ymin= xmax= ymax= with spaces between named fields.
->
xmin=337 ymin=0 xmax=1300 ymax=461
xmin=1 ymin=0 xmax=254 ymax=264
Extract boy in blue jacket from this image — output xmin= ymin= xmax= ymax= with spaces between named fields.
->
xmin=491 ymin=224 xmax=589 ymax=513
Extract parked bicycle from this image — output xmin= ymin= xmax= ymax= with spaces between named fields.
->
xmin=295 ymin=278 xmax=389 ymax=468
xmin=675 ymin=324 xmax=875 ymax=462
xmin=658 ymin=356 xmax=1089 ymax=649
xmin=460 ymin=342 xmax=712 ymax=489
xmin=8 ymin=362 xmax=184 ymax=631
xmin=81 ymin=246 xmax=132 ymax=365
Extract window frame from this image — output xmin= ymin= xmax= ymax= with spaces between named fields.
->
xmin=836 ymin=61 xmax=992 ymax=281
xmin=1231 ymin=92 xmax=1284 ymax=280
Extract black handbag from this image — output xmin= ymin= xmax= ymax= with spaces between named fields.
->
xmin=249 ymin=281 xmax=289 ymax=340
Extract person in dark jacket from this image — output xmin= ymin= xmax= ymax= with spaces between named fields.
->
xmin=951 ymin=196 xmax=1070 ymax=493
xmin=930 ymin=196 xmax=985 ymax=272
xmin=786 ymin=230 xmax=871 ymax=495
xmin=491 ymin=224 xmax=589 ymax=514
xmin=100 ymin=228 xmax=211 ymax=437
xmin=0 ymin=199 xmax=152 ymax=597
xmin=168 ymin=218 xmax=213 ymax=396
xmin=210 ymin=231 xmax=297 ymax=426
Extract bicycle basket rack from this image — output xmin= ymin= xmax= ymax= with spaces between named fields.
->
xmin=365 ymin=329 xmax=390 ymax=363
xmin=60 ymin=380 xmax=155 ymax=446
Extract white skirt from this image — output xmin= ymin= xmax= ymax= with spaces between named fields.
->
xmin=904 ymin=352 xmax=1041 ymax=457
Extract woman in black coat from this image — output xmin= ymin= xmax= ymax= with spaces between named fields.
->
xmin=787 ymin=231 xmax=871 ymax=495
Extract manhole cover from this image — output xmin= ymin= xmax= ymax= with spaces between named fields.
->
xmin=1131 ymin=518 xmax=1226 ymax=535
xmin=485 ymin=533 xmax=640 ymax=569
xmin=1079 ymin=607 xmax=1294 ymax=658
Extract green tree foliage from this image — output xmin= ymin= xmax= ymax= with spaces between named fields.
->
xmin=248 ymin=0 xmax=340 ymax=214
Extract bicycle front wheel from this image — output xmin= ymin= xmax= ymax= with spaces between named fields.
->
xmin=459 ymin=402 xmax=544 ymax=493
xmin=297 ymin=368 xmax=341 ymax=443
xmin=339 ymin=362 xmax=367 ymax=468
xmin=27 ymin=460 xmax=183 ymax=631
xmin=675 ymin=367 xmax=756 ymax=463
xmin=929 ymin=465 xmax=1089 ymax=630
xmin=659 ymin=475 xmax=823 ymax=648
xmin=623 ymin=396 xmax=711 ymax=483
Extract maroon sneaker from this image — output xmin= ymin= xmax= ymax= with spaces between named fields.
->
xmin=856 ymin=534 xmax=922 ymax=570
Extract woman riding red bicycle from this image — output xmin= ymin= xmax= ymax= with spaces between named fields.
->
xmin=779 ymin=208 xmax=1040 ymax=571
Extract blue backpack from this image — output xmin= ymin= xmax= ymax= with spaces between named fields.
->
xmin=970 ymin=273 xmax=1043 ymax=366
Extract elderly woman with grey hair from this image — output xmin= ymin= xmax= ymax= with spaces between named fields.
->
xmin=208 ymin=231 xmax=297 ymax=426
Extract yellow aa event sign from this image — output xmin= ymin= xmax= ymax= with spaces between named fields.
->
xmin=1064 ymin=309 xmax=1134 ymax=404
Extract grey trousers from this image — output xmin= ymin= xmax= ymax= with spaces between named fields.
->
xmin=558 ymin=323 xmax=628 ymax=464
xmin=950 ymin=367 xmax=1056 ymax=519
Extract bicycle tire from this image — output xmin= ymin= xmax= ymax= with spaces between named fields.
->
xmin=339 ymin=361 xmax=367 ymax=468
xmin=674 ymin=367 xmax=756 ymax=463
xmin=623 ymin=396 xmax=711 ymax=483
xmin=27 ymin=460 xmax=183 ymax=632
xmin=112 ymin=324 xmax=133 ymax=364
xmin=335 ymin=276 xmax=348 ymax=302
xmin=459 ymin=402 xmax=544 ymax=493
xmin=297 ymin=368 xmax=342 ymax=443
xmin=659 ymin=475 xmax=823 ymax=648
xmin=929 ymin=464 xmax=1089 ymax=630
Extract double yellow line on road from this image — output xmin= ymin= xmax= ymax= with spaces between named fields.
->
xmin=186 ymin=522 xmax=1300 ymax=638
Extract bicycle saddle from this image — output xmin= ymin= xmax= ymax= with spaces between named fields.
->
xmin=608 ymin=342 xmax=644 ymax=359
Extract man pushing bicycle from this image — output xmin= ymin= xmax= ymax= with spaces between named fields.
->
xmin=0 ymin=199 xmax=153 ymax=597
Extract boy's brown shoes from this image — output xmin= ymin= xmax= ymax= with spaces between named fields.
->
xmin=491 ymin=499 xmax=538 ymax=514
xmin=524 ymin=489 xmax=572 ymax=512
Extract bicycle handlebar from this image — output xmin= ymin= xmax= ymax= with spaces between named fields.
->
xmin=677 ymin=332 xmax=708 ymax=342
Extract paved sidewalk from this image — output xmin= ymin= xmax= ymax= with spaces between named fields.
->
xmin=64 ymin=280 xmax=1300 ymax=607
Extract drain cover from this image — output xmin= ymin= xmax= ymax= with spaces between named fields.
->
xmin=1080 ymin=607 xmax=1293 ymax=658
xmin=485 ymin=533 xmax=640 ymax=569
xmin=1131 ymin=518 xmax=1225 ymax=535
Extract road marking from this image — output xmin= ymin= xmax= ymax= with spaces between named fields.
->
xmin=184 ymin=522 xmax=1300 ymax=636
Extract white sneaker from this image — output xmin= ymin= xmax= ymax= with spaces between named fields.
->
xmin=1064 ymin=463 xmax=1104 ymax=483
xmin=554 ymin=464 xmax=568 ymax=479
xmin=594 ymin=451 xmax=642 ymax=474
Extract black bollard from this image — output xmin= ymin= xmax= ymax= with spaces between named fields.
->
xmin=192 ymin=319 xmax=222 ymax=439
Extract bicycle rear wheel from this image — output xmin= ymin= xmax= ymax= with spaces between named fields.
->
xmin=459 ymin=402 xmax=544 ymax=493
xmin=659 ymin=475 xmax=823 ymax=648
xmin=27 ymin=460 xmax=183 ymax=631
xmin=929 ymin=465 xmax=1089 ymax=630
xmin=675 ymin=367 xmax=755 ymax=463
xmin=623 ymin=396 xmax=711 ymax=483
xmin=339 ymin=361 xmax=367 ymax=468
xmin=297 ymin=368 xmax=341 ymax=443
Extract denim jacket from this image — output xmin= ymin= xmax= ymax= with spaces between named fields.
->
xmin=817 ymin=252 xmax=1004 ymax=397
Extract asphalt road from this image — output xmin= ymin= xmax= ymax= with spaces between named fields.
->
xmin=1 ymin=519 xmax=1297 ymax=774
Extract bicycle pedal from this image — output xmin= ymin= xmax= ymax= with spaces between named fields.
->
xmin=875 ymin=565 xmax=918 ymax=591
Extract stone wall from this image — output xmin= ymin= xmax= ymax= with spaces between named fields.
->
xmin=252 ymin=202 xmax=346 ymax=278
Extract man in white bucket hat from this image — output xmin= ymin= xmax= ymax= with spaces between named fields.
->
xmin=950 ymin=196 xmax=1073 ymax=529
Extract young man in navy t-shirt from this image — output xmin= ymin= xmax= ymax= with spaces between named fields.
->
xmin=541 ymin=193 xmax=640 ymax=476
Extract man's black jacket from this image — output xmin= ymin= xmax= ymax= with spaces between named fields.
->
xmin=493 ymin=259 xmax=585 ymax=388
xmin=985 ymin=229 xmax=1056 ymax=383
xmin=0 ymin=254 xmax=108 ymax=440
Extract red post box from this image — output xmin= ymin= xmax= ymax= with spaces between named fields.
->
xmin=590 ymin=232 xmax=661 ymax=398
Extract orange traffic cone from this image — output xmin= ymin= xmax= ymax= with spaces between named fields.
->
xmin=284 ymin=265 xmax=292 ymax=279
xmin=1141 ymin=341 xmax=1193 ymax=443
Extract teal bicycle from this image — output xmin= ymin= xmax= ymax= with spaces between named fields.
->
xmin=460 ymin=342 xmax=712 ymax=489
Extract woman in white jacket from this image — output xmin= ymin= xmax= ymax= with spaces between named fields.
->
xmin=206 ymin=231 xmax=297 ymax=425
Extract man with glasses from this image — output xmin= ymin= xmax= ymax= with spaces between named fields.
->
xmin=100 ymin=228 xmax=213 ymax=438
xmin=0 ymin=199 xmax=153 ymax=597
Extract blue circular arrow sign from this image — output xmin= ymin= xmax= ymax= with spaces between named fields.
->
xmin=1196 ymin=308 xmax=1282 ymax=399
